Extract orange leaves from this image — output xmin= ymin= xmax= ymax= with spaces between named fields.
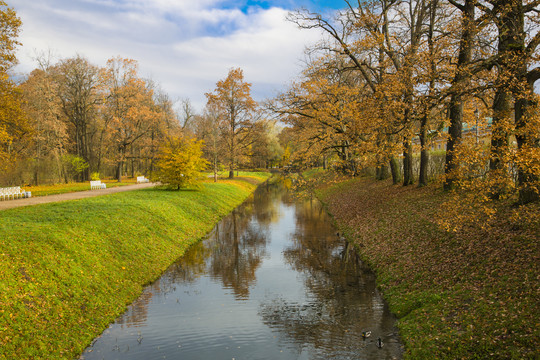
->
xmin=205 ymin=68 xmax=257 ymax=175
xmin=0 ymin=1 xmax=21 ymax=72
xmin=100 ymin=57 xmax=162 ymax=171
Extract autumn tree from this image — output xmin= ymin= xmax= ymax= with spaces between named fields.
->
xmin=0 ymin=1 xmax=29 ymax=175
xmin=20 ymin=67 xmax=67 ymax=184
xmin=250 ymin=119 xmax=284 ymax=169
xmin=271 ymin=54 xmax=377 ymax=174
xmin=152 ymin=135 xmax=208 ymax=190
xmin=53 ymin=55 xmax=101 ymax=181
xmin=205 ymin=68 xmax=257 ymax=178
xmin=442 ymin=0 xmax=484 ymax=190
xmin=289 ymin=0 xmax=436 ymax=185
xmin=480 ymin=0 xmax=540 ymax=202
xmin=445 ymin=0 xmax=540 ymax=205
xmin=101 ymin=57 xmax=160 ymax=181
xmin=195 ymin=102 xmax=224 ymax=182
xmin=0 ymin=1 xmax=19 ymax=72
xmin=146 ymin=86 xmax=182 ymax=173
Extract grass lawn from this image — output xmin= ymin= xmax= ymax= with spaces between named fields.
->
xmin=22 ymin=178 xmax=137 ymax=197
xmin=0 ymin=173 xmax=270 ymax=359
xmin=307 ymin=172 xmax=539 ymax=359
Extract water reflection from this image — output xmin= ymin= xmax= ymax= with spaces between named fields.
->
xmin=260 ymin=190 xmax=401 ymax=359
xmin=208 ymin=208 xmax=269 ymax=300
xmin=81 ymin=178 xmax=402 ymax=360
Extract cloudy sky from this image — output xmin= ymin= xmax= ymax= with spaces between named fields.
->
xmin=13 ymin=0 xmax=344 ymax=111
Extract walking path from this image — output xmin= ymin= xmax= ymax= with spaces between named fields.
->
xmin=0 ymin=182 xmax=156 ymax=211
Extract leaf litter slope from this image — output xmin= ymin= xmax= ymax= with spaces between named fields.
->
xmin=317 ymin=177 xmax=539 ymax=359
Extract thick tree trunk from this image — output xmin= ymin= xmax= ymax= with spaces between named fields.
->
xmin=489 ymin=0 xmax=525 ymax=199
xmin=489 ymin=89 xmax=512 ymax=173
xmin=376 ymin=163 xmax=390 ymax=180
xmin=389 ymin=156 xmax=401 ymax=185
xmin=444 ymin=0 xmax=475 ymax=191
xmin=515 ymin=72 xmax=539 ymax=204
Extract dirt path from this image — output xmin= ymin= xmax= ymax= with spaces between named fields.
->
xmin=0 ymin=182 xmax=156 ymax=211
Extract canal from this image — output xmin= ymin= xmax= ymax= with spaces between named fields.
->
xmin=81 ymin=178 xmax=402 ymax=359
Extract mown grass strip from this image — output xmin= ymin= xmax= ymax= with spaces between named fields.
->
xmin=310 ymin=173 xmax=539 ymax=359
xmin=22 ymin=179 xmax=137 ymax=197
xmin=0 ymin=174 xmax=269 ymax=359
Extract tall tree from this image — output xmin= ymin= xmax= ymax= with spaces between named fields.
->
xmin=443 ymin=0 xmax=480 ymax=190
xmin=481 ymin=0 xmax=540 ymax=202
xmin=205 ymin=68 xmax=257 ymax=178
xmin=0 ymin=0 xmax=20 ymax=73
xmin=289 ymin=0 xmax=432 ymax=185
xmin=54 ymin=55 xmax=101 ymax=181
xmin=20 ymin=68 xmax=67 ymax=184
xmin=196 ymin=102 xmax=224 ymax=182
xmin=101 ymin=57 xmax=159 ymax=181
xmin=0 ymin=1 xmax=28 ymax=172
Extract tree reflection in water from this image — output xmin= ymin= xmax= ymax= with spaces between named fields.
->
xmin=208 ymin=208 xmax=269 ymax=300
xmin=259 ymin=194 xmax=401 ymax=359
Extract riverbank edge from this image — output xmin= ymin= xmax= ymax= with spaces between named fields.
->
xmin=307 ymin=172 xmax=538 ymax=359
xmin=0 ymin=173 xmax=270 ymax=360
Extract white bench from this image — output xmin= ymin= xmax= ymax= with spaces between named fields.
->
xmin=0 ymin=186 xmax=26 ymax=200
xmin=90 ymin=180 xmax=106 ymax=190
xmin=137 ymin=176 xmax=150 ymax=183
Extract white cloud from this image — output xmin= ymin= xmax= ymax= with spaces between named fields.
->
xmin=13 ymin=0 xmax=323 ymax=110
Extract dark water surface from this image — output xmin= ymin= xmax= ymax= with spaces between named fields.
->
xmin=81 ymin=179 xmax=403 ymax=359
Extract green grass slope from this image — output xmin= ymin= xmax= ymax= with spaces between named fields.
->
xmin=0 ymin=175 xmax=269 ymax=359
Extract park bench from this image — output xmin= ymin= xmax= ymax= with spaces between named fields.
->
xmin=0 ymin=186 xmax=27 ymax=200
xmin=90 ymin=180 xmax=106 ymax=190
xmin=136 ymin=176 xmax=150 ymax=183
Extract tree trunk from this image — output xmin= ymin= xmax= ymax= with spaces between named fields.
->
xmin=33 ymin=166 xmax=39 ymax=187
xmin=403 ymin=139 xmax=414 ymax=186
xmin=389 ymin=156 xmax=401 ymax=185
xmin=515 ymin=78 xmax=539 ymax=203
xmin=489 ymin=89 xmax=512 ymax=173
xmin=489 ymin=0 xmax=532 ymax=201
xmin=444 ymin=0 xmax=475 ymax=191
xmin=116 ymin=160 xmax=123 ymax=182
xmin=513 ymin=8 xmax=538 ymax=203
xmin=376 ymin=154 xmax=391 ymax=180
xmin=419 ymin=114 xmax=429 ymax=187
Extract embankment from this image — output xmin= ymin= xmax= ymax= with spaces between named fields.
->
xmin=314 ymin=175 xmax=538 ymax=359
xmin=0 ymin=174 xmax=269 ymax=359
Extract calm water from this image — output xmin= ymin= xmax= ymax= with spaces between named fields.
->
xmin=80 ymin=179 xmax=403 ymax=359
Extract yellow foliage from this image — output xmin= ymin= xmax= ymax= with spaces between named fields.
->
xmin=152 ymin=136 xmax=208 ymax=189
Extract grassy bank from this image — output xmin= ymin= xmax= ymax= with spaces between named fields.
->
xmin=309 ymin=172 xmax=539 ymax=359
xmin=22 ymin=178 xmax=137 ymax=197
xmin=0 ymin=174 xmax=269 ymax=359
